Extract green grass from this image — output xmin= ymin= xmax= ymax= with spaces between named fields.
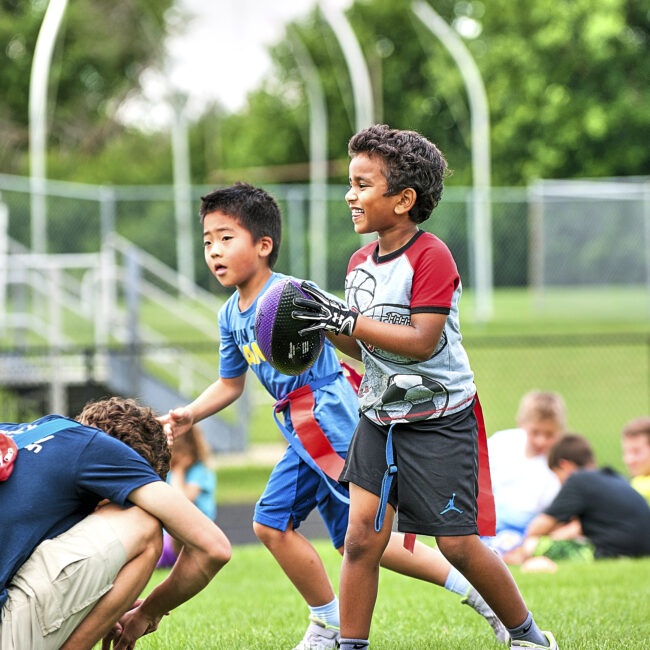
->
xmin=110 ymin=542 xmax=650 ymax=649
xmin=216 ymin=464 xmax=275 ymax=504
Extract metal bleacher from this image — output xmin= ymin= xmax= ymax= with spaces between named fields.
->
xmin=0 ymin=225 xmax=248 ymax=453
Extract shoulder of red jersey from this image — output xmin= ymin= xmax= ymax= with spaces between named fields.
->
xmin=347 ymin=240 xmax=377 ymax=273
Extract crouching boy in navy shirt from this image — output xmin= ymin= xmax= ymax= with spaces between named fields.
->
xmin=0 ymin=397 xmax=230 ymax=649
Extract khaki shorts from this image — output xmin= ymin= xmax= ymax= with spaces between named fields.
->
xmin=1 ymin=514 xmax=126 ymax=650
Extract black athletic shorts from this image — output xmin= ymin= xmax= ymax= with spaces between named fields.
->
xmin=339 ymin=402 xmax=480 ymax=537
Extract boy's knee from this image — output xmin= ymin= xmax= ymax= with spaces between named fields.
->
xmin=95 ymin=503 xmax=163 ymax=559
xmin=205 ymin=528 xmax=232 ymax=569
xmin=344 ymin=520 xmax=385 ymax=563
xmin=436 ymin=536 xmax=472 ymax=569
xmin=138 ymin=510 xmax=164 ymax=551
xmin=253 ymin=521 xmax=285 ymax=547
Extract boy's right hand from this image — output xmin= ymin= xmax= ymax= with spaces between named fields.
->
xmin=158 ymin=407 xmax=193 ymax=445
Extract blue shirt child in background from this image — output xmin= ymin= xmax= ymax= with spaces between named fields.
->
xmin=157 ymin=424 xmax=217 ymax=567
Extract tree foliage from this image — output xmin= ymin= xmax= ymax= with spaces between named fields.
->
xmin=0 ymin=0 xmax=173 ymax=174
xmin=0 ymin=0 xmax=647 ymax=186
xmin=213 ymin=0 xmax=649 ymax=185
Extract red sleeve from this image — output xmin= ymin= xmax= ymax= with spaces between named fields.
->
xmin=347 ymin=242 xmax=375 ymax=274
xmin=409 ymin=235 xmax=459 ymax=312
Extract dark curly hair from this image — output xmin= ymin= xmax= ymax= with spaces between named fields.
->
xmin=77 ymin=397 xmax=171 ymax=480
xmin=348 ymin=124 xmax=449 ymax=224
xmin=199 ymin=182 xmax=282 ymax=268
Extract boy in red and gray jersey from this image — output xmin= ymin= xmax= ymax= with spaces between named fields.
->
xmin=294 ymin=124 xmax=558 ymax=650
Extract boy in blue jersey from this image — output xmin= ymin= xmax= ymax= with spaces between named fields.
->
xmin=162 ymin=182 xmax=508 ymax=649
xmin=292 ymin=124 xmax=558 ymax=650
xmin=0 ymin=397 xmax=230 ymax=650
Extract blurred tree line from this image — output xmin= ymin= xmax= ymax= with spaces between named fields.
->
xmin=214 ymin=0 xmax=649 ymax=186
xmin=0 ymin=0 xmax=648 ymax=293
xmin=0 ymin=0 xmax=647 ymax=187
xmin=0 ymin=0 xmax=174 ymax=181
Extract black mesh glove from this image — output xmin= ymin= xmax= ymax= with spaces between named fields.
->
xmin=292 ymin=281 xmax=359 ymax=336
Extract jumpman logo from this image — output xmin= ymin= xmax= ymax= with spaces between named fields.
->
xmin=440 ymin=492 xmax=463 ymax=515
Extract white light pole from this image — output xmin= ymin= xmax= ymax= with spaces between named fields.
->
xmin=170 ymin=92 xmax=195 ymax=295
xmin=319 ymin=2 xmax=374 ymax=130
xmin=412 ymin=1 xmax=493 ymax=321
xmin=289 ymin=30 xmax=328 ymax=290
xmin=29 ymin=0 xmax=68 ymax=254
xmin=320 ymin=2 xmax=377 ymax=246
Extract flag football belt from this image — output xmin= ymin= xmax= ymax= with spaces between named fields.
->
xmin=374 ymin=394 xmax=496 ymax=549
xmin=273 ymin=371 xmax=350 ymax=505
xmin=0 ymin=417 xmax=73 ymax=481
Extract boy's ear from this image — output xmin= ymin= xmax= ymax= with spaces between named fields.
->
xmin=394 ymin=187 xmax=417 ymax=215
xmin=257 ymin=235 xmax=274 ymax=259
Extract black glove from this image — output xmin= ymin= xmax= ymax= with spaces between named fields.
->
xmin=292 ymin=282 xmax=359 ymax=336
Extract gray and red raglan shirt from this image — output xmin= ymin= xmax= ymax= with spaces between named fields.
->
xmin=345 ymin=229 xmax=476 ymax=426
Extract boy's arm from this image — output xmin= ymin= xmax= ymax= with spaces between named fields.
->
xmin=503 ymin=513 xmax=561 ymax=565
xmin=326 ymin=332 xmax=363 ymax=361
xmin=294 ymin=283 xmax=446 ymax=361
xmin=122 ymin=482 xmax=231 ymax=631
xmin=161 ymin=373 xmax=246 ymax=439
xmin=351 ymin=312 xmax=447 ymax=361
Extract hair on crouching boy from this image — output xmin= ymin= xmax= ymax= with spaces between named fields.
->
xmin=77 ymin=397 xmax=171 ymax=479
xmin=199 ymin=182 xmax=282 ymax=268
xmin=347 ymin=123 xmax=450 ymax=223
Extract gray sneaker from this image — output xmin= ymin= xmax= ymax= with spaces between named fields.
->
xmin=510 ymin=631 xmax=559 ymax=649
xmin=293 ymin=616 xmax=341 ymax=650
xmin=461 ymin=587 xmax=510 ymax=644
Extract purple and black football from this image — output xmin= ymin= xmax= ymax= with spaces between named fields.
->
xmin=254 ymin=279 xmax=325 ymax=376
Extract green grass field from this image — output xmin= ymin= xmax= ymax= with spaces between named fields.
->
xmin=109 ymin=541 xmax=650 ymax=649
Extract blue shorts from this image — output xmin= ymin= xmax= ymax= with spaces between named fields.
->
xmin=254 ymin=444 xmax=349 ymax=548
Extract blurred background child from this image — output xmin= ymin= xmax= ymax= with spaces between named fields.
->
xmin=506 ymin=433 xmax=650 ymax=570
xmin=486 ymin=390 xmax=566 ymax=554
xmin=157 ymin=424 xmax=217 ymax=567
xmin=621 ymin=416 xmax=650 ymax=504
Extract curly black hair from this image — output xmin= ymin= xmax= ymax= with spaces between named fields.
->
xmin=199 ymin=182 xmax=282 ymax=268
xmin=348 ymin=124 xmax=449 ymax=223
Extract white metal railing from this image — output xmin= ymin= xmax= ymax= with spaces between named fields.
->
xmin=0 ymin=233 xmax=223 ymax=402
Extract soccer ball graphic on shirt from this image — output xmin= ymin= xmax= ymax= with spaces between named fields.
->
xmin=375 ymin=373 xmax=450 ymax=421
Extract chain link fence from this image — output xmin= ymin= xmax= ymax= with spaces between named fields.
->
xmin=1 ymin=174 xmax=649 ymax=467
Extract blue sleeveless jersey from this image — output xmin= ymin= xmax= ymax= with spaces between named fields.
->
xmin=218 ymin=272 xmax=358 ymax=453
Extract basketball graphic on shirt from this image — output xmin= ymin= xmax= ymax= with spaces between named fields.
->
xmin=345 ymin=268 xmax=376 ymax=312
xmin=376 ymin=373 xmax=449 ymax=421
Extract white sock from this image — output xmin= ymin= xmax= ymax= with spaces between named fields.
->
xmin=309 ymin=596 xmax=340 ymax=628
xmin=444 ymin=566 xmax=471 ymax=596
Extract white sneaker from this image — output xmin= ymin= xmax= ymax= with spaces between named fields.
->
xmin=461 ymin=587 xmax=510 ymax=644
xmin=293 ymin=616 xmax=341 ymax=650
xmin=510 ymin=631 xmax=559 ymax=649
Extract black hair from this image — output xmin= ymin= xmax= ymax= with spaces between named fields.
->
xmin=348 ymin=124 xmax=449 ymax=223
xmin=199 ymin=182 xmax=282 ymax=268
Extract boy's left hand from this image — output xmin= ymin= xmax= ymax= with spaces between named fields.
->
xmin=292 ymin=282 xmax=359 ymax=336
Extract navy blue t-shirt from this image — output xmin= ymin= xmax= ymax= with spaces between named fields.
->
xmin=544 ymin=467 xmax=650 ymax=558
xmin=0 ymin=415 xmax=161 ymax=607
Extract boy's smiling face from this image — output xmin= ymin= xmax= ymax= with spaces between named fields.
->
xmin=202 ymin=210 xmax=269 ymax=289
xmin=346 ymin=153 xmax=408 ymax=235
